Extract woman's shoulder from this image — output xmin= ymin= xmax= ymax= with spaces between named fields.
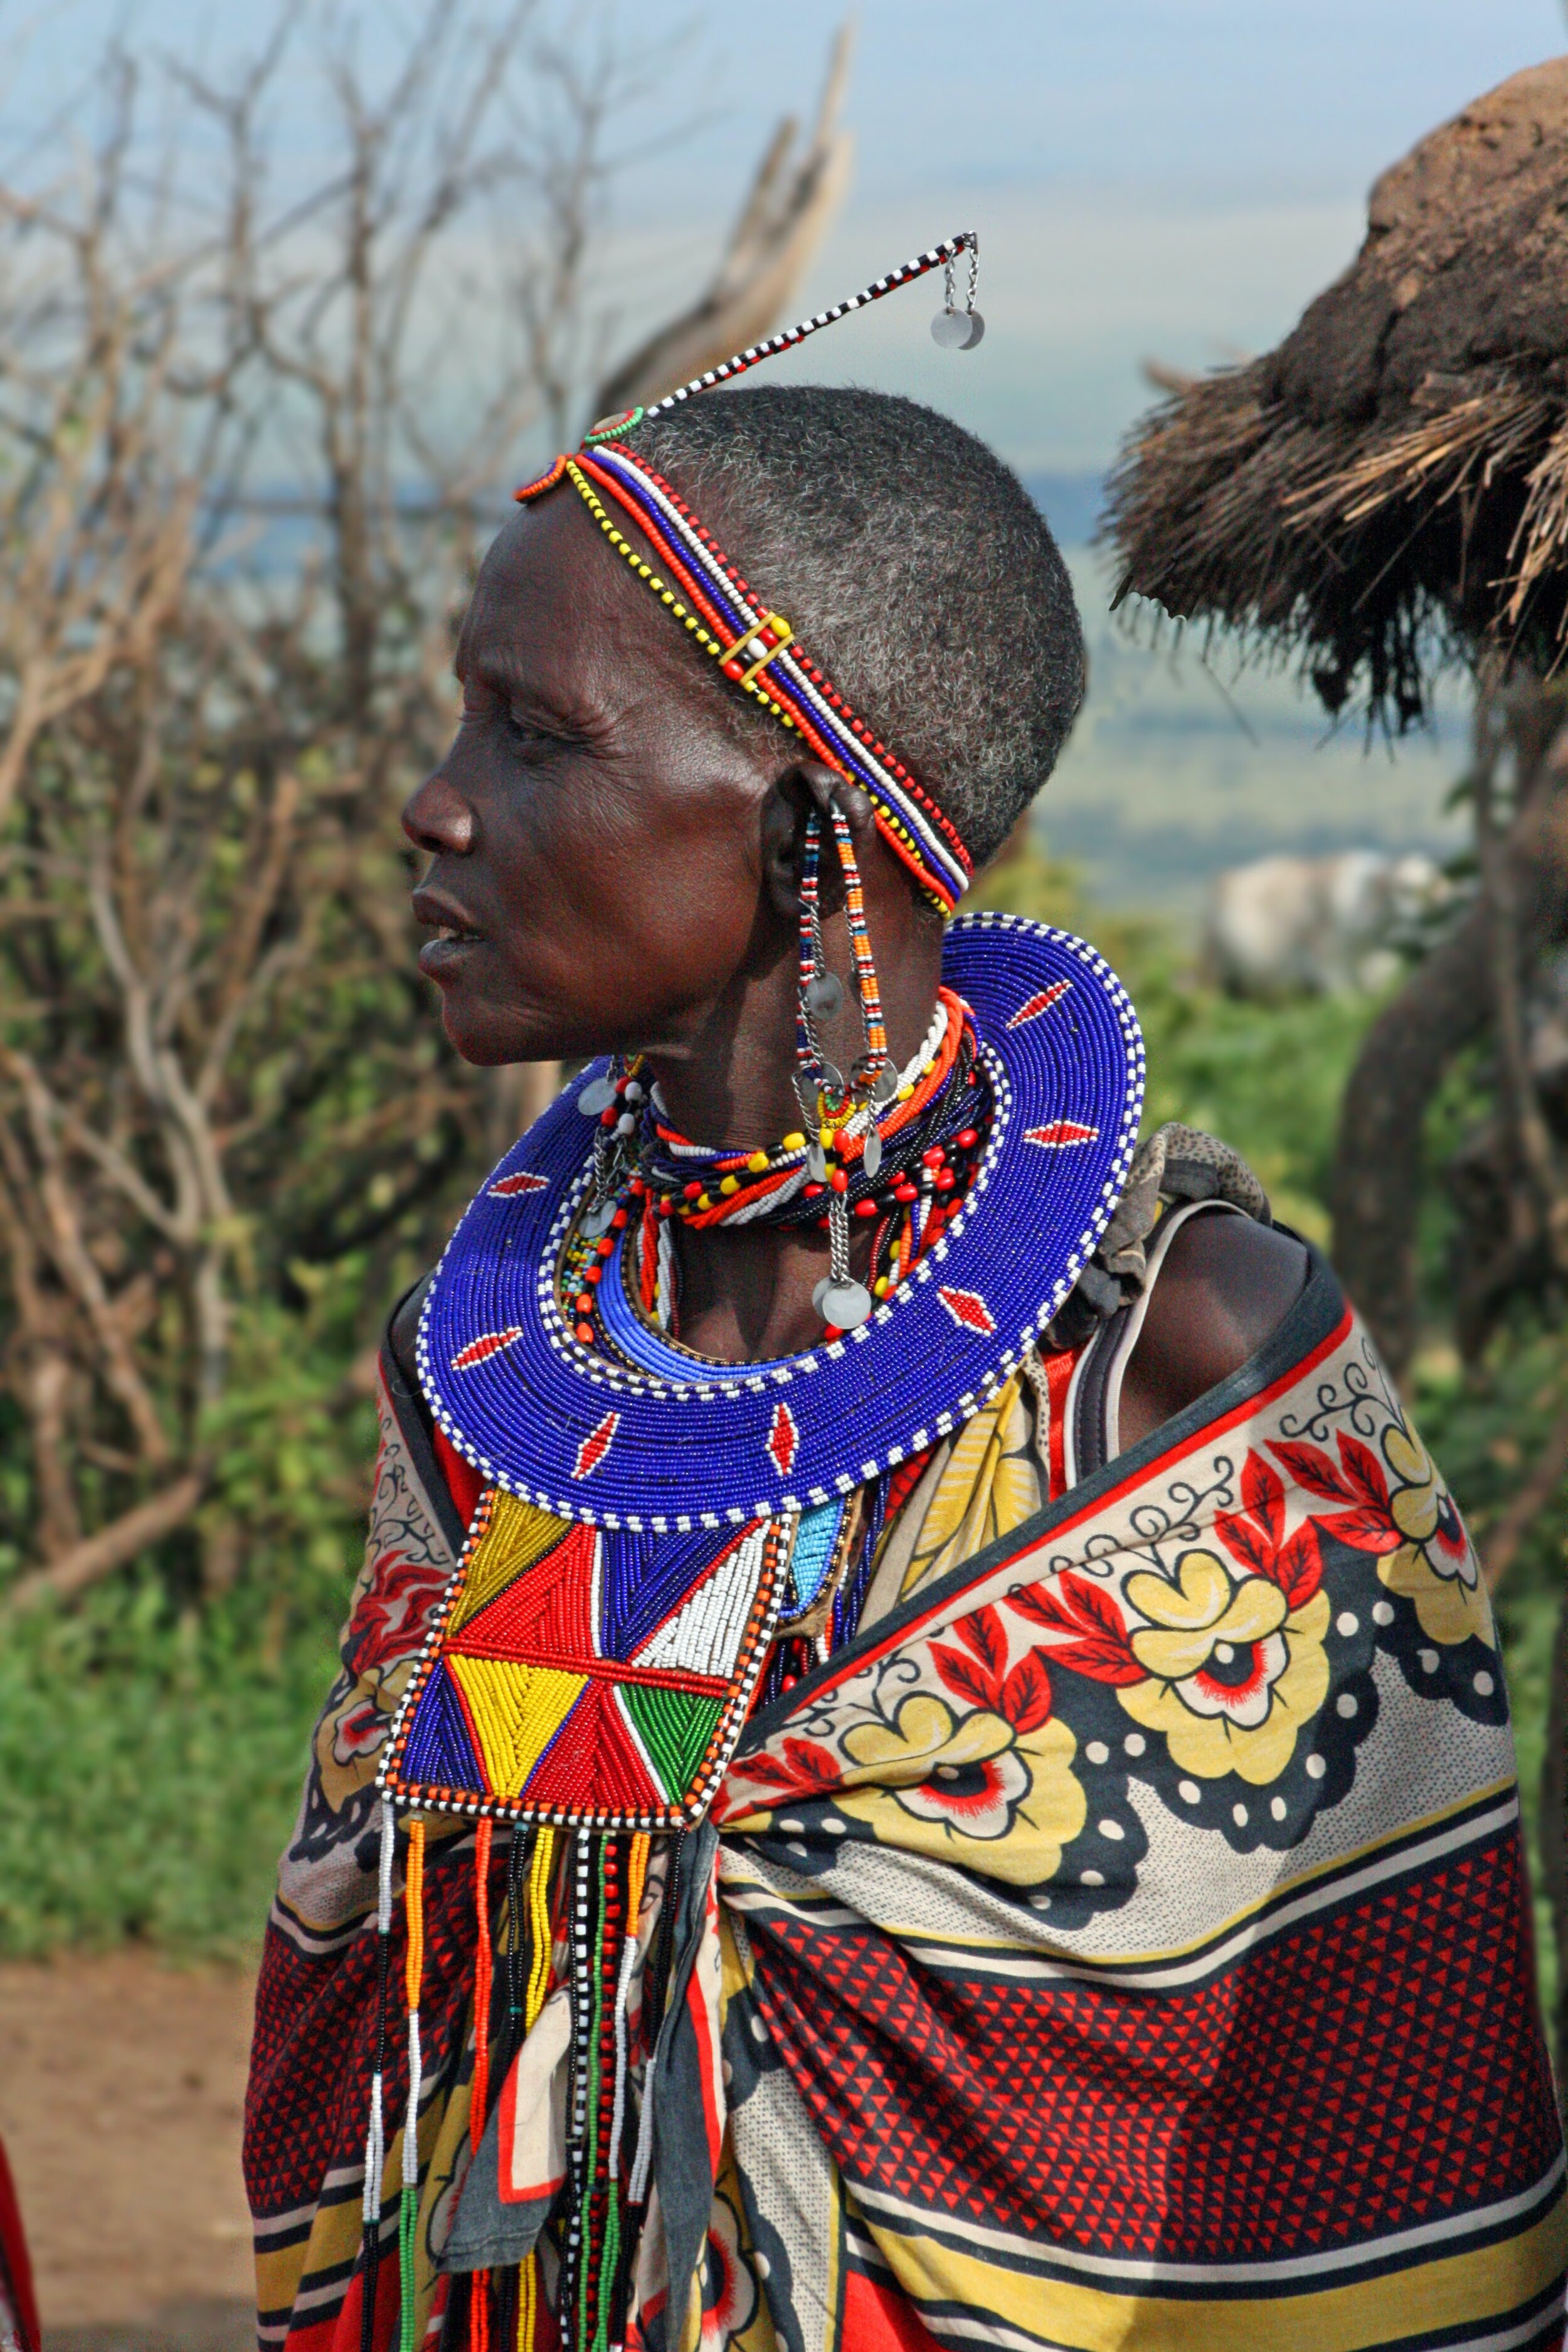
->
xmin=1102 ymin=1123 xmax=1311 ymax=1450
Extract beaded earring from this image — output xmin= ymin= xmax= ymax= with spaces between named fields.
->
xmin=795 ymin=802 xmax=898 ymax=1333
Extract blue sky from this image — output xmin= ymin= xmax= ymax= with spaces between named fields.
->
xmin=5 ymin=0 xmax=1564 ymax=473
xmin=681 ymin=0 xmax=1568 ymax=469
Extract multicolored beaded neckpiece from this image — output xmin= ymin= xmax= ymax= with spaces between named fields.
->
xmin=565 ymin=812 xmax=988 ymax=1346
xmin=414 ymin=911 xmax=1144 ymax=1535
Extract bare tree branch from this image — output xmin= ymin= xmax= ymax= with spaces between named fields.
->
xmin=4 ymin=1471 xmax=206 ymax=1610
xmin=592 ymin=23 xmax=852 ymax=420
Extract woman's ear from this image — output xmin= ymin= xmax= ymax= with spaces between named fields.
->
xmin=761 ymin=760 xmax=874 ymax=924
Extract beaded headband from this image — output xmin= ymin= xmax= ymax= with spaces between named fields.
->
xmin=514 ymin=233 xmax=983 ymax=915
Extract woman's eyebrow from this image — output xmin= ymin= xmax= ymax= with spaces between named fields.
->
xmin=465 ymin=652 xmax=591 ymax=733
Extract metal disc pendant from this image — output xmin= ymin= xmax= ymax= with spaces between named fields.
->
xmin=958 ymin=309 xmax=985 ymax=348
xmin=577 ymin=1077 xmax=617 ymax=1116
xmin=807 ymin=1143 xmax=829 ymax=1183
xmin=932 ymin=307 xmax=973 ymax=349
xmin=805 ymin=971 xmax=843 ymax=1018
xmin=821 ymin=1278 xmax=874 ymax=1330
xmin=862 ymin=1129 xmax=882 ymax=1180
xmin=872 ymin=1063 xmax=899 ymax=1104
xmin=581 ymin=1199 xmax=617 ymax=1238
xmin=812 ymin=1275 xmax=834 ymax=1314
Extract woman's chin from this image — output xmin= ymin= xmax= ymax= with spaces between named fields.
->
xmin=438 ymin=999 xmax=544 ymax=1068
xmin=437 ymin=990 xmax=587 ymax=1069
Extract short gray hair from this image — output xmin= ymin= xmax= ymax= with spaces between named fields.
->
xmin=628 ymin=386 xmax=1086 ymax=876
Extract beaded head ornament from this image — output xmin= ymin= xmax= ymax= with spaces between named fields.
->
xmin=513 ymin=233 xmax=984 ymax=917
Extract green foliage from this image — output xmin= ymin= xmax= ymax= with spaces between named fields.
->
xmin=0 ymin=1572 xmax=344 ymax=1957
xmin=970 ymin=845 xmax=1374 ymax=1239
xmin=0 ymin=1268 xmax=375 ymax=1956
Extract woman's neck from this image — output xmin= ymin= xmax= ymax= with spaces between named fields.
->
xmin=644 ymin=901 xmax=944 ymax=1364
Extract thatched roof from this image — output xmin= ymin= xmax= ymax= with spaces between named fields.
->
xmin=1106 ymin=58 xmax=1568 ymax=726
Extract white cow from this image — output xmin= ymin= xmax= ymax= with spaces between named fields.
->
xmin=1203 ymin=850 xmax=1447 ymax=998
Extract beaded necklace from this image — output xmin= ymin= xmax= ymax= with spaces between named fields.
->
xmin=563 ymin=986 xmax=985 ymax=1361
xmin=413 ymin=913 xmax=1143 ymax=1537
xmin=566 ymin=805 xmax=977 ymax=1347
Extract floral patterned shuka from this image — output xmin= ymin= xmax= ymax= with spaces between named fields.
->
xmin=711 ymin=1276 xmax=1556 ymax=2351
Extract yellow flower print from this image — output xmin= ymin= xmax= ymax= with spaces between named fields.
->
xmin=1117 ymin=1550 xmax=1330 ymax=1785
xmin=835 ymin=1691 xmax=1086 ymax=1887
xmin=1379 ymin=1422 xmax=1494 ymax=1651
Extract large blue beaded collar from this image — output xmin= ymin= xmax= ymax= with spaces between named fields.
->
xmin=417 ymin=914 xmax=1144 ymax=1533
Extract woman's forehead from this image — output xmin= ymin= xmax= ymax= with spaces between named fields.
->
xmin=460 ymin=492 xmax=675 ymax=695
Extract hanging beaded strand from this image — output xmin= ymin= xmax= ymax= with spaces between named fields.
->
xmin=560 ymin=1831 xmax=595 ymax=2333
xmin=398 ymin=1814 xmax=426 ymax=2352
xmin=581 ymin=1840 xmax=628 ymax=2352
xmin=795 ymin=810 xmax=836 ymax=1103
xmin=359 ymin=1799 xmax=398 ymax=2352
xmin=829 ymin=804 xmax=891 ymax=1091
xmin=469 ymin=1816 xmax=495 ymax=2352
xmin=514 ymin=1826 xmax=556 ymax=2352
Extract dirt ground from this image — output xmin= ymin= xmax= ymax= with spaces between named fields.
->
xmin=0 ymin=1953 xmax=256 ymax=2351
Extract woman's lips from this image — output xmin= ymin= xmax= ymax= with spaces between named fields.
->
xmin=418 ymin=923 xmax=485 ymax=981
xmin=412 ymin=884 xmax=485 ymax=982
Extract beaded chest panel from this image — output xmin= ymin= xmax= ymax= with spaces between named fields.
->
xmin=379 ymin=1492 xmax=790 ymax=1828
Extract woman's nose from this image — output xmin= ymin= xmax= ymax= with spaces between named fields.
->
xmin=403 ymin=766 xmax=475 ymax=855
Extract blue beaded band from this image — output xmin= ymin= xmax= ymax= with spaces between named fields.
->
xmin=418 ymin=916 xmax=1145 ymax=1531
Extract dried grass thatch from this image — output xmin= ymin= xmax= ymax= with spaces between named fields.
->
xmin=1106 ymin=58 xmax=1568 ymax=726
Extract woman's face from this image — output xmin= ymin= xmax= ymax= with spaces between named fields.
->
xmin=404 ymin=487 xmax=782 ymax=1067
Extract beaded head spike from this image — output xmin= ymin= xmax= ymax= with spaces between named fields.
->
xmin=514 ymin=232 xmax=983 ymax=916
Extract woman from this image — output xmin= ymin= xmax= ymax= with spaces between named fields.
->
xmin=246 ymin=263 xmax=1565 ymax=2352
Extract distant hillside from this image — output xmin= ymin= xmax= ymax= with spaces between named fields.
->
xmin=1020 ymin=480 xmax=1466 ymax=920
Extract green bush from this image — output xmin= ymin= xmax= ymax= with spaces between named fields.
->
xmin=0 ymin=1574 xmax=344 ymax=1956
xmin=0 ymin=1270 xmax=376 ymax=1957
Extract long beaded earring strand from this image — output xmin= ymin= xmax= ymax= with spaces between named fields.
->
xmin=796 ymin=804 xmax=896 ymax=1333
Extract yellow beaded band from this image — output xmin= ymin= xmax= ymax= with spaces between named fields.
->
xmin=564 ymin=460 xmax=803 ymax=734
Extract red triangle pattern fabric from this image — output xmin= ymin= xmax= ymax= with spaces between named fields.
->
xmin=521 ymin=1677 xmax=664 ymax=1816
xmin=745 ymin=1828 xmax=1560 ymax=2262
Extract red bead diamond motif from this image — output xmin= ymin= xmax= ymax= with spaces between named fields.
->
xmin=452 ymin=1327 xmax=523 ymax=1370
xmin=489 ymin=1170 xmax=548 ymax=1197
xmin=1007 ymin=980 xmax=1071 ymax=1029
xmin=937 ymin=1286 xmax=996 ymax=1335
xmin=572 ymin=1409 xmax=620 ymax=1480
xmin=766 ymin=1401 xmax=799 ymax=1477
xmin=1025 ymin=1120 xmax=1099 ymax=1148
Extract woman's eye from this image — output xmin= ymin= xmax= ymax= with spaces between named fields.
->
xmin=504 ymin=711 xmax=554 ymax=751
